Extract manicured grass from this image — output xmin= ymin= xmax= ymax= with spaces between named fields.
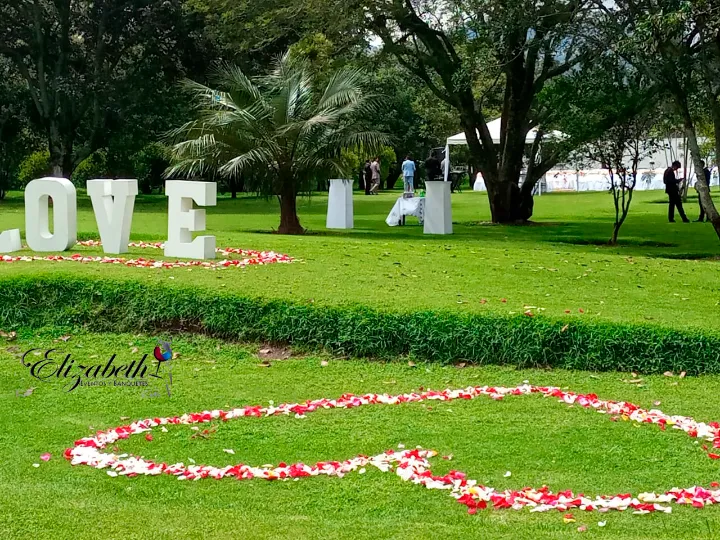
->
xmin=0 ymin=188 xmax=719 ymax=331
xmin=3 ymin=329 xmax=720 ymax=539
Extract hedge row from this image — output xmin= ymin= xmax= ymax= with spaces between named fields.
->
xmin=0 ymin=275 xmax=719 ymax=374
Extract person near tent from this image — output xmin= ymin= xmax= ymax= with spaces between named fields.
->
xmin=401 ymin=155 xmax=416 ymax=193
xmin=425 ymin=151 xmax=442 ymax=183
xmin=363 ymin=160 xmax=372 ymax=195
xmin=664 ymin=161 xmax=689 ymax=223
xmin=695 ymin=160 xmax=712 ymax=222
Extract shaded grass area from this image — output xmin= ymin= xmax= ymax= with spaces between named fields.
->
xmin=1 ymin=189 xmax=719 ymax=331
xmin=3 ymin=329 xmax=720 ymax=539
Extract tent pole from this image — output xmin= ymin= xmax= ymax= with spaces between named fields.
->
xmin=444 ymin=143 xmax=450 ymax=182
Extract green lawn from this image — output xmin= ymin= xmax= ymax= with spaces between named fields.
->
xmin=0 ymin=188 xmax=719 ymax=331
xmin=3 ymin=329 xmax=720 ymax=539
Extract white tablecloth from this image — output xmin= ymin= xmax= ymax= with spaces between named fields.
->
xmin=386 ymin=197 xmax=425 ymax=226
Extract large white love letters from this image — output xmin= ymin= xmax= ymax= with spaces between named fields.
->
xmin=87 ymin=179 xmax=138 ymax=254
xmin=164 ymin=180 xmax=217 ymax=260
xmin=1 ymin=178 xmax=218 ymax=259
xmin=25 ymin=177 xmax=77 ymax=251
xmin=0 ymin=229 xmax=22 ymax=253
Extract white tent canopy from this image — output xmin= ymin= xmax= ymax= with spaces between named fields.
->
xmin=443 ymin=118 xmax=564 ymax=180
xmin=446 ymin=118 xmax=553 ymax=146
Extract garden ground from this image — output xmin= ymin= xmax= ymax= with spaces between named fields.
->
xmin=0 ymin=188 xmax=718 ymax=330
xmin=2 ymin=189 xmax=720 ymax=539
xmin=4 ymin=330 xmax=720 ymax=540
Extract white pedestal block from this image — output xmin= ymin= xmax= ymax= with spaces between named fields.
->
xmin=0 ymin=229 xmax=22 ymax=253
xmin=423 ymin=181 xmax=453 ymax=234
xmin=326 ymin=179 xmax=354 ymax=229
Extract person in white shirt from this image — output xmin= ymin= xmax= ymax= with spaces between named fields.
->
xmin=401 ymin=155 xmax=416 ymax=193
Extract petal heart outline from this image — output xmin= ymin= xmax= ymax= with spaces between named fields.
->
xmin=64 ymin=384 xmax=720 ymax=514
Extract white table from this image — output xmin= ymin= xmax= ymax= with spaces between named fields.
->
xmin=386 ymin=196 xmax=425 ymax=226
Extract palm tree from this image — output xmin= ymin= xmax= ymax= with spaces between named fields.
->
xmin=165 ymin=54 xmax=387 ymax=234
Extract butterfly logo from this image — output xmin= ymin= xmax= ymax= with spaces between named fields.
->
xmin=153 ymin=340 xmax=173 ymax=362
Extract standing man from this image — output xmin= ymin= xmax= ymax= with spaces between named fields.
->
xmin=370 ymin=156 xmax=381 ymax=195
xmin=401 ymin=155 xmax=416 ymax=193
xmin=695 ymin=160 xmax=712 ymax=222
xmin=664 ymin=160 xmax=689 ymax=223
xmin=363 ymin=160 xmax=372 ymax=196
xmin=425 ymin=151 xmax=442 ymax=183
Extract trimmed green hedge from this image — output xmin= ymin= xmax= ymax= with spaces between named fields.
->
xmin=0 ymin=275 xmax=718 ymax=374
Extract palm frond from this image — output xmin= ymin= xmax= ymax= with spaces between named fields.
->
xmin=167 ymin=53 xmax=389 ymax=198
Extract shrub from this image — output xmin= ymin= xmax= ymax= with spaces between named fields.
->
xmin=71 ymin=151 xmax=109 ymax=186
xmin=1 ymin=275 xmax=719 ymax=375
xmin=16 ymin=150 xmax=51 ymax=188
xmin=132 ymin=143 xmax=169 ymax=194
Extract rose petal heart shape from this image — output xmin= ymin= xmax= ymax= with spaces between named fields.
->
xmin=64 ymin=384 xmax=720 ymax=515
xmin=1 ymin=240 xmax=293 ymax=269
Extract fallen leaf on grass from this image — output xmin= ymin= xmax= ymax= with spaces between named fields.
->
xmin=624 ymin=379 xmax=644 ymax=384
xmin=455 ymin=362 xmax=466 ymax=369
xmin=131 ymin=347 xmax=139 ymax=354
xmin=504 ymin=471 xmax=512 ymax=477
xmin=561 ymin=324 xmax=569 ymax=333
xmin=257 ymin=360 xmax=271 ymax=368
xmin=22 ymin=387 xmax=35 ymax=397
xmin=320 ymin=360 xmax=329 ymax=367
xmin=0 ymin=330 xmax=17 ymax=341
xmin=259 ymin=348 xmax=271 ymax=355
xmin=663 ymin=371 xmax=674 ymax=377
xmin=680 ymin=371 xmax=687 ymax=378
xmin=480 ymin=299 xmax=487 ymax=304
xmin=58 ymin=335 xmax=72 ymax=342
xmin=223 ymin=449 xmax=235 ymax=455
xmin=407 ymin=361 xmax=416 ymax=368
xmin=500 ymin=298 xmax=507 ymax=303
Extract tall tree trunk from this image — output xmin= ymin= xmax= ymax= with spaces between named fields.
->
xmin=679 ymin=107 xmax=720 ymax=240
xmin=278 ymin=189 xmax=304 ymax=235
xmin=486 ymin=180 xmax=522 ymax=222
xmin=386 ymin=165 xmax=401 ymax=190
xmin=49 ymin=126 xmax=74 ymax=178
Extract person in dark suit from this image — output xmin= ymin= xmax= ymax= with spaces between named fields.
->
xmin=664 ymin=161 xmax=689 ymax=223
xmin=695 ymin=160 xmax=712 ymax=222
xmin=424 ymin=151 xmax=442 ymax=183
xmin=363 ymin=160 xmax=372 ymax=196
